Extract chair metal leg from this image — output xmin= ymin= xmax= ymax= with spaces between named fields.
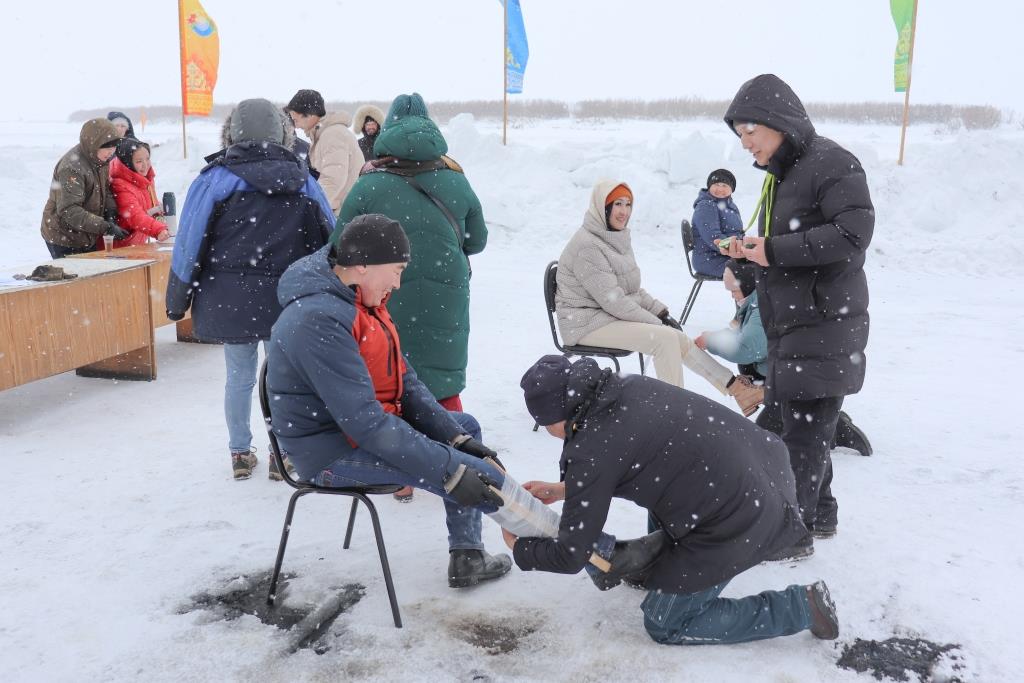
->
xmin=267 ymin=489 xmax=311 ymax=606
xmin=343 ymin=496 xmax=359 ymax=550
xmin=638 ymin=354 xmax=646 ymax=376
xmin=356 ymin=493 xmax=403 ymax=628
xmin=610 ymin=356 xmax=621 ymax=373
xmin=680 ymin=279 xmax=704 ymax=325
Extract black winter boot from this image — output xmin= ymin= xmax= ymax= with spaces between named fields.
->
xmin=832 ymin=411 xmax=872 ymax=456
xmin=763 ymin=534 xmax=814 ymax=562
xmin=448 ymin=549 xmax=512 ymax=588
xmin=590 ymin=530 xmax=669 ymax=591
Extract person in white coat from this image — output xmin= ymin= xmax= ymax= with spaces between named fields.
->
xmin=554 ymin=180 xmax=761 ymax=416
xmin=286 ymin=89 xmax=363 ymax=214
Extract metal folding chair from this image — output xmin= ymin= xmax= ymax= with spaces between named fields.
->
xmin=679 ymin=219 xmax=724 ymax=324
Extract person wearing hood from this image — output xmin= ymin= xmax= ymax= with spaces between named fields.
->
xmin=691 ymin=169 xmax=744 ymax=277
xmin=352 ymin=104 xmax=385 ymax=161
xmin=696 ymin=259 xmax=874 ymax=459
xmin=507 ymin=355 xmax=840 ymax=645
xmin=286 ymin=89 xmax=363 ymax=213
xmin=721 ymin=74 xmax=874 ymax=559
xmin=107 ymin=111 xmax=136 ymax=139
xmin=339 ymin=93 xmax=487 ymax=411
xmin=555 ymin=180 xmax=762 ymax=416
xmin=166 ymin=98 xmax=335 ymax=480
xmin=40 ymin=118 xmax=129 ymax=258
xmin=103 ymin=137 xmax=170 ymax=248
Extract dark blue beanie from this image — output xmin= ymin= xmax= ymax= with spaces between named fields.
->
xmin=520 ymin=355 xmax=573 ymax=426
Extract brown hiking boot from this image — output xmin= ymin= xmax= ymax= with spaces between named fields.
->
xmin=267 ymin=450 xmax=295 ymax=481
xmin=393 ymin=486 xmax=414 ymax=502
xmin=806 ymin=581 xmax=839 ymax=639
xmin=727 ymin=375 xmax=763 ymax=417
xmin=231 ymin=447 xmax=258 ymax=480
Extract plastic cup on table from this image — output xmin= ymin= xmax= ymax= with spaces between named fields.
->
xmin=103 ymin=234 xmax=114 ymax=257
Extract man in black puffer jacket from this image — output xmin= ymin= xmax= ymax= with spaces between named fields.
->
xmin=721 ymin=74 xmax=874 ymax=558
xmin=508 ymin=355 xmax=840 ymax=645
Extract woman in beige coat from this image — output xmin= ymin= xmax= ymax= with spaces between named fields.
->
xmin=555 ymin=180 xmax=761 ymax=415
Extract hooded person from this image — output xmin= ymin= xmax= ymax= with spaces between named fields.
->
xmin=720 ymin=74 xmax=874 ymax=558
xmin=339 ymin=92 xmax=488 ymax=412
xmin=286 ymin=89 xmax=363 ymax=213
xmin=107 ymin=111 xmax=136 ymax=139
xmin=506 ymin=355 xmax=840 ymax=646
xmin=40 ymin=118 xmax=129 ymax=258
xmin=554 ymin=179 xmax=763 ymax=416
xmin=104 ymin=137 xmax=170 ymax=248
xmin=166 ymin=97 xmax=336 ymax=480
xmin=352 ymin=104 xmax=385 ymax=161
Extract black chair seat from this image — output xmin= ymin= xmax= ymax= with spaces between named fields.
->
xmin=563 ymin=344 xmax=633 ymax=358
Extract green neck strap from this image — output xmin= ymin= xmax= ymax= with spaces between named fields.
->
xmin=746 ymin=172 xmax=777 ymax=237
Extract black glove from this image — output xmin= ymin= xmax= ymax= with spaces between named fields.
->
xmin=105 ymin=222 xmax=130 ymax=240
xmin=454 ymin=437 xmax=506 ymax=472
xmin=658 ymin=310 xmax=682 ymax=330
xmin=103 ymin=207 xmax=119 ymax=223
xmin=443 ymin=464 xmax=504 ymax=508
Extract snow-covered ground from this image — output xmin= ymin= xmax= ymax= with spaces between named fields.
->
xmin=1 ymin=116 xmax=1021 ymax=682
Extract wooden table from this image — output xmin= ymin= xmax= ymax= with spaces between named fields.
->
xmin=0 ymin=258 xmax=157 ymax=390
xmin=69 ymin=243 xmax=201 ymax=342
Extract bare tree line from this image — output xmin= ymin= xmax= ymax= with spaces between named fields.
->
xmin=70 ymin=98 xmax=1004 ymax=129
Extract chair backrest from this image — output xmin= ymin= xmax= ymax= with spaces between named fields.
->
xmin=680 ymin=219 xmax=697 ymax=278
xmin=258 ymin=357 xmax=304 ymax=489
xmin=543 ymin=261 xmax=565 ymax=351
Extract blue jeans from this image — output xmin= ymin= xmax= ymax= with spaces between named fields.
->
xmin=642 ymin=580 xmax=812 ymax=645
xmin=315 ymin=412 xmax=501 ymax=552
xmin=224 ymin=342 xmax=263 ymax=453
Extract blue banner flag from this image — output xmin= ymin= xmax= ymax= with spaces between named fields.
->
xmin=501 ymin=0 xmax=529 ymax=94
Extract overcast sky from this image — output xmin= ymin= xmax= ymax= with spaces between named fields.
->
xmin=8 ymin=1 xmax=1022 ymax=119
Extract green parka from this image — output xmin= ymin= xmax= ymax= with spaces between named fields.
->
xmin=338 ymin=98 xmax=487 ymax=399
xmin=40 ymin=118 xmax=120 ymax=248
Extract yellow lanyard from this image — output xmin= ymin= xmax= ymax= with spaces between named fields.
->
xmin=745 ymin=173 xmax=776 ymax=237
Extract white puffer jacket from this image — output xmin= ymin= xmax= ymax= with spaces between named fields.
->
xmin=555 ymin=179 xmax=667 ymax=346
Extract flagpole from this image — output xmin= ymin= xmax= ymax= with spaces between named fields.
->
xmin=178 ymin=0 xmax=189 ymax=159
xmin=897 ymin=0 xmax=919 ymax=166
xmin=502 ymin=0 xmax=508 ymax=146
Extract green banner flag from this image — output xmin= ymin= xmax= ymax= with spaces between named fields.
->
xmin=891 ymin=0 xmax=914 ymax=92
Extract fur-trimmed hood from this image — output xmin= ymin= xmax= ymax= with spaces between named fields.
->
xmin=352 ymin=104 xmax=385 ymax=135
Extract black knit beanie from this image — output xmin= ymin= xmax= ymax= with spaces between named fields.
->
xmin=520 ymin=355 xmax=573 ymax=426
xmin=286 ymin=89 xmax=327 ymax=117
xmin=332 ymin=214 xmax=411 ymax=266
xmin=707 ymin=169 xmax=737 ymax=192
xmin=114 ymin=137 xmax=149 ymax=172
xmin=725 ymin=259 xmax=758 ymax=297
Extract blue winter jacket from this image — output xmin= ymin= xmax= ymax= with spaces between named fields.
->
xmin=691 ymin=189 xmax=744 ymax=277
xmin=266 ymin=246 xmax=468 ymax=483
xmin=166 ymin=141 xmax=334 ymax=343
xmin=704 ymin=292 xmax=768 ymax=377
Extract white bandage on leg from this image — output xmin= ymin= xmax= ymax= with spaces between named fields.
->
xmin=485 ymin=471 xmax=560 ymax=538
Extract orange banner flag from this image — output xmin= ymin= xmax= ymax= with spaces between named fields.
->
xmin=178 ymin=0 xmax=219 ymax=116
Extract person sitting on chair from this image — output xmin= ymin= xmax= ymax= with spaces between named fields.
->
xmin=506 ymin=355 xmax=840 ymax=646
xmin=266 ymin=215 xmax=662 ymax=588
xmin=695 ymin=259 xmax=873 ymax=458
xmin=691 ymin=168 xmax=744 ymax=277
xmin=554 ymin=179 xmax=762 ymax=416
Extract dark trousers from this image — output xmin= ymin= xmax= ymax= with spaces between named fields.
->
xmin=45 ymin=242 xmax=96 ymax=259
xmin=756 ymin=394 xmax=843 ymax=529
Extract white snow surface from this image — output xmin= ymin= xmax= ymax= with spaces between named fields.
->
xmin=1 ymin=117 xmax=1021 ymax=682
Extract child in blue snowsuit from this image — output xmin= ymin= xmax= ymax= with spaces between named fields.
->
xmin=691 ymin=169 xmax=743 ymax=277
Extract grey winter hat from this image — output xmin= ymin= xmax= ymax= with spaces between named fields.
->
xmin=520 ymin=355 xmax=573 ymax=426
xmin=286 ymin=89 xmax=327 ymax=117
xmin=228 ymin=98 xmax=286 ymax=146
xmin=332 ymin=214 xmax=411 ymax=266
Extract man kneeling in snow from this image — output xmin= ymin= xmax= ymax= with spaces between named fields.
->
xmin=266 ymin=216 xmax=662 ymax=589
xmin=508 ymin=355 xmax=840 ymax=644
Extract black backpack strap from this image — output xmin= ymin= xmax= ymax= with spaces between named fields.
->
xmin=395 ymin=172 xmax=465 ymax=252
